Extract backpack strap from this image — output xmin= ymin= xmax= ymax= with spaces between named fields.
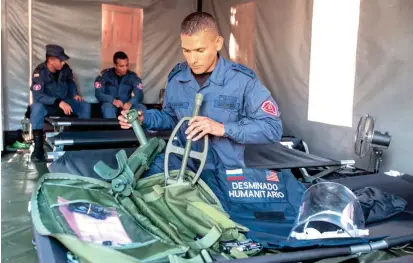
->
xmin=190 ymin=202 xmax=249 ymax=232
xmin=187 ymin=226 xmax=222 ymax=250
xmin=142 ymin=185 xmax=165 ymax=202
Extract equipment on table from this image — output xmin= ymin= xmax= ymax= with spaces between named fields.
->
xmin=93 ymin=109 xmax=166 ymax=196
xmin=164 ymin=93 xmax=209 ymax=185
xmin=354 ymin=114 xmax=392 ymax=173
xmin=288 ymin=182 xmax=368 ymax=240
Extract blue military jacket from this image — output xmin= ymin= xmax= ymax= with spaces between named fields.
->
xmin=94 ymin=68 xmax=144 ymax=105
xmin=31 ymin=63 xmax=78 ymax=105
xmin=143 ymin=56 xmax=283 ymax=170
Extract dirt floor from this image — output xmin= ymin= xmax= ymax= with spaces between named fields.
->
xmin=1 ymin=151 xmax=47 ymax=263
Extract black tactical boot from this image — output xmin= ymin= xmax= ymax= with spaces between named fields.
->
xmin=31 ymin=130 xmax=45 ymax=162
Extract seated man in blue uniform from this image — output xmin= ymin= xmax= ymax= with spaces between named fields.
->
xmin=94 ymin=51 xmax=146 ymax=118
xmin=30 ymin=44 xmax=91 ymax=162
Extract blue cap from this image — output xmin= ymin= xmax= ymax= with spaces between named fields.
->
xmin=46 ymin=44 xmax=70 ymax=61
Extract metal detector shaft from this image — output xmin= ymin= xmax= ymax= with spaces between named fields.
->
xmin=178 ymin=93 xmax=204 ymax=179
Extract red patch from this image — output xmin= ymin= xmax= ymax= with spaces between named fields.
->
xmin=33 ymin=84 xmax=41 ymax=91
xmin=94 ymin=82 xmax=101 ymax=89
xmin=266 ymin=170 xmax=279 ymax=182
xmin=137 ymin=83 xmax=143 ymax=90
xmin=261 ymin=100 xmax=278 ymax=116
xmin=226 ymin=176 xmax=245 ymax=181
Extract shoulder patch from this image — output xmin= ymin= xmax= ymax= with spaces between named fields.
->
xmin=168 ymin=62 xmax=186 ymax=82
xmin=94 ymin=81 xmax=102 ymax=89
xmin=32 ymin=84 xmax=42 ymax=91
xmin=261 ymin=100 xmax=279 ymax=117
xmin=231 ymin=63 xmax=256 ymax=78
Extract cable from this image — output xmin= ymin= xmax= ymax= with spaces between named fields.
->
xmin=367 ymin=151 xmax=373 ymax=172
xmin=390 ymin=243 xmax=413 ymax=255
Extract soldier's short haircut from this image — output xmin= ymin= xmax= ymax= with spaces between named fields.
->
xmin=180 ymin=12 xmax=219 ymax=36
xmin=113 ymin=51 xmax=128 ymax=64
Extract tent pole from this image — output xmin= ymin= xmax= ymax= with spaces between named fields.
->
xmin=28 ymin=0 xmax=33 ymax=141
xmin=28 ymin=0 xmax=32 ymax=104
xmin=197 ymin=0 xmax=203 ymax=12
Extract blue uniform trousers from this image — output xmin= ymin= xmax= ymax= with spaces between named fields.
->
xmin=30 ymin=99 xmax=91 ymax=129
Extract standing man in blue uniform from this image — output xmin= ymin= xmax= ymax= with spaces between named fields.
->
xmin=94 ymin=51 xmax=146 ymax=118
xmin=30 ymin=44 xmax=91 ymax=162
xmin=117 ymin=13 xmax=306 ymax=246
xmin=119 ymin=12 xmax=282 ymax=173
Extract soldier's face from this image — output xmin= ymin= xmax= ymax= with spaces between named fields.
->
xmin=181 ymin=30 xmax=223 ymax=74
xmin=51 ymin=58 xmax=65 ymax=71
xmin=114 ymin=59 xmax=129 ymax=76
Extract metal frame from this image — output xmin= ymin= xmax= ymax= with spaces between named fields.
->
xmin=47 ymin=151 xmax=66 ymax=162
xmin=279 ymin=140 xmax=355 ymax=183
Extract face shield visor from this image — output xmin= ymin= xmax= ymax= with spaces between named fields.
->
xmin=288 ymin=182 xmax=368 ymax=240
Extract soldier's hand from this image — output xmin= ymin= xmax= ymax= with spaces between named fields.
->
xmin=73 ymin=95 xmax=83 ymax=101
xmin=113 ymin=99 xmax=124 ymax=108
xmin=118 ymin=110 xmax=144 ymax=129
xmin=59 ymin=101 xmax=73 ymax=115
xmin=186 ymin=116 xmax=225 ymax=141
xmin=123 ymin=102 xmax=132 ymax=111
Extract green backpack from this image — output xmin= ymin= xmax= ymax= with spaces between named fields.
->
xmin=31 ymin=170 xmax=250 ymax=263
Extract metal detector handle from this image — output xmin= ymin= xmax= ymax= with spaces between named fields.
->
xmin=164 ymin=93 xmax=208 ymax=185
xmin=164 ymin=117 xmax=209 ymax=185
xmin=126 ymin=109 xmax=148 ymax=146
xmin=178 ymin=94 xmax=203 ymax=180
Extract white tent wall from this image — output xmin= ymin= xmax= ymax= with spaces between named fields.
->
xmin=2 ymin=0 xmax=196 ymax=131
xmin=205 ymin=0 xmax=413 ymax=174
xmin=2 ymin=0 xmax=30 ymax=131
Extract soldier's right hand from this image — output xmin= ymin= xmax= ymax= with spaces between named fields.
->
xmin=118 ymin=110 xmax=144 ymax=129
xmin=59 ymin=101 xmax=73 ymax=115
xmin=113 ymin=99 xmax=124 ymax=108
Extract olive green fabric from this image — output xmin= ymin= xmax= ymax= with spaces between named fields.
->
xmin=134 ymin=170 xmax=249 ymax=254
xmin=31 ymin=173 xmax=188 ymax=263
xmin=31 ymin=170 xmax=249 ymax=262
